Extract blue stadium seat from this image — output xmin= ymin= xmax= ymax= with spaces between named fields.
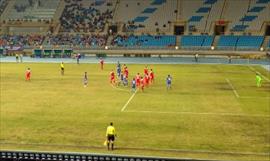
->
xmin=248 ymin=6 xmax=265 ymax=12
xmin=231 ymin=25 xmax=249 ymax=31
xmin=196 ymin=7 xmax=211 ymax=13
xmin=181 ymin=35 xmax=213 ymax=47
xmin=133 ymin=16 xmax=148 ymax=22
xmin=204 ymin=0 xmax=217 ymax=4
xmin=236 ymin=36 xmax=264 ymax=49
xmin=142 ymin=8 xmax=157 ymax=13
xmin=268 ymin=40 xmax=270 ymax=48
xmin=256 ymin=0 xmax=270 ymax=4
xmin=151 ymin=0 xmax=166 ymax=5
xmin=240 ymin=15 xmax=257 ymax=21
xmin=217 ymin=36 xmax=238 ymax=48
xmin=114 ymin=35 xmax=176 ymax=47
xmin=188 ymin=16 xmax=203 ymax=22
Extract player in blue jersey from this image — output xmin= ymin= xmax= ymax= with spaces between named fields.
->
xmin=116 ymin=61 xmax=121 ymax=77
xmin=131 ymin=78 xmax=136 ymax=92
xmin=166 ymin=74 xmax=172 ymax=90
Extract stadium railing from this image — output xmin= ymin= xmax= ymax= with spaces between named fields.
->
xmin=0 ymin=150 xmax=214 ymax=161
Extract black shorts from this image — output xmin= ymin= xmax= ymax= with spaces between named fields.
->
xmin=61 ymin=67 xmax=64 ymax=71
xmin=107 ymin=135 xmax=115 ymax=141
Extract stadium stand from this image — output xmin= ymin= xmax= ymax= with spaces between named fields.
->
xmin=236 ymin=35 xmax=264 ymax=50
xmin=180 ymin=35 xmax=214 ymax=49
xmin=217 ymin=35 xmax=264 ymax=50
xmin=111 ymin=35 xmax=176 ymax=48
xmin=227 ymin=0 xmax=269 ymax=32
xmin=114 ymin=0 xmax=177 ymax=33
xmin=59 ymin=0 xmax=115 ymax=33
xmin=0 ymin=34 xmax=45 ymax=48
xmin=5 ymin=0 xmax=60 ymax=20
xmin=0 ymin=0 xmax=8 ymax=16
xmin=45 ymin=34 xmax=107 ymax=48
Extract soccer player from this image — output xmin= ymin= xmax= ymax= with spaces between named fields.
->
xmin=25 ymin=68 xmax=31 ymax=81
xmin=195 ymin=54 xmax=198 ymax=62
xmin=110 ymin=70 xmax=116 ymax=84
xmin=144 ymin=66 xmax=148 ymax=75
xmin=256 ymin=73 xmax=262 ymax=87
xmin=106 ymin=122 xmax=116 ymax=150
xmin=100 ymin=58 xmax=104 ymax=70
xmin=123 ymin=74 xmax=128 ymax=86
xmin=83 ymin=72 xmax=88 ymax=87
xmin=149 ymin=69 xmax=154 ymax=83
xmin=140 ymin=76 xmax=145 ymax=92
xmin=116 ymin=61 xmax=121 ymax=77
xmin=131 ymin=78 xmax=136 ymax=92
xmin=76 ymin=53 xmax=81 ymax=64
xmin=123 ymin=65 xmax=129 ymax=79
xmin=60 ymin=62 xmax=64 ymax=75
xmin=136 ymin=73 xmax=140 ymax=87
xmin=166 ymin=74 xmax=172 ymax=90
xmin=19 ymin=54 xmax=23 ymax=63
xmin=145 ymin=74 xmax=149 ymax=87
xmin=15 ymin=54 xmax=19 ymax=63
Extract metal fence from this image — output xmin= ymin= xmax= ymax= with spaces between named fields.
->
xmin=0 ymin=150 xmax=213 ymax=161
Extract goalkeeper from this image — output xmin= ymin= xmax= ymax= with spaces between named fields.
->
xmin=256 ymin=73 xmax=262 ymax=87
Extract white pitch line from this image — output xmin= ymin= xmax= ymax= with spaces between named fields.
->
xmin=240 ymin=96 xmax=270 ymax=99
xmin=124 ymin=110 xmax=270 ymax=118
xmin=248 ymin=66 xmax=270 ymax=82
xmin=121 ymin=90 xmax=138 ymax=112
xmin=226 ymin=78 xmax=240 ymax=98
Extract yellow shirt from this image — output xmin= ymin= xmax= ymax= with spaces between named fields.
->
xmin=60 ymin=63 xmax=64 ymax=68
xmin=106 ymin=125 xmax=116 ymax=136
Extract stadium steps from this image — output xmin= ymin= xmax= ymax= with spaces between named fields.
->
xmin=106 ymin=35 xmax=114 ymax=46
xmin=53 ymin=0 xmax=66 ymax=22
xmin=0 ymin=0 xmax=16 ymax=21
xmin=262 ymin=36 xmax=270 ymax=49
xmin=177 ymin=36 xmax=181 ymax=48
xmin=212 ymin=35 xmax=219 ymax=47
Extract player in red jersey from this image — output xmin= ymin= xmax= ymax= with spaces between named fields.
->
xmin=100 ymin=58 xmax=104 ymax=70
xmin=135 ymin=73 xmax=140 ymax=87
xmin=144 ymin=66 xmax=149 ymax=76
xmin=149 ymin=69 xmax=154 ymax=83
xmin=25 ymin=68 xmax=31 ymax=81
xmin=144 ymin=74 xmax=150 ymax=87
xmin=110 ymin=70 xmax=116 ymax=84
xmin=140 ymin=76 xmax=145 ymax=92
xmin=124 ymin=67 xmax=129 ymax=79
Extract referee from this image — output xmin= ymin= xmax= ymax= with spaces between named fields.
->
xmin=106 ymin=122 xmax=116 ymax=150
xmin=60 ymin=62 xmax=64 ymax=75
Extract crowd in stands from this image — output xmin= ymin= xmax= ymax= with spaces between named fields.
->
xmin=46 ymin=34 xmax=108 ymax=47
xmin=0 ymin=0 xmax=8 ymax=16
xmin=0 ymin=34 xmax=108 ymax=48
xmin=14 ymin=0 xmax=42 ymax=12
xmin=0 ymin=34 xmax=45 ymax=47
xmin=59 ymin=1 xmax=113 ymax=32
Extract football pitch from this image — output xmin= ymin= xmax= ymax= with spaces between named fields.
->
xmin=0 ymin=62 xmax=269 ymax=161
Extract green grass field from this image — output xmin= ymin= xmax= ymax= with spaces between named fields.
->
xmin=0 ymin=62 xmax=269 ymax=161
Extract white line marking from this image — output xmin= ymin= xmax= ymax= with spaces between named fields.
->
xmin=121 ymin=90 xmax=137 ymax=112
xmin=240 ymin=96 xmax=270 ymax=99
xmin=110 ymin=84 xmax=130 ymax=92
xmin=1 ymin=144 xmax=269 ymax=156
xmin=124 ymin=110 xmax=270 ymax=118
xmin=226 ymin=78 xmax=240 ymax=98
xmin=248 ymin=66 xmax=270 ymax=82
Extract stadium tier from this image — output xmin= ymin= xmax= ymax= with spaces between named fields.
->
xmin=217 ymin=35 xmax=265 ymax=50
xmin=0 ymin=0 xmax=269 ymax=50
xmin=180 ymin=35 xmax=214 ymax=49
xmin=112 ymin=35 xmax=176 ymax=48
